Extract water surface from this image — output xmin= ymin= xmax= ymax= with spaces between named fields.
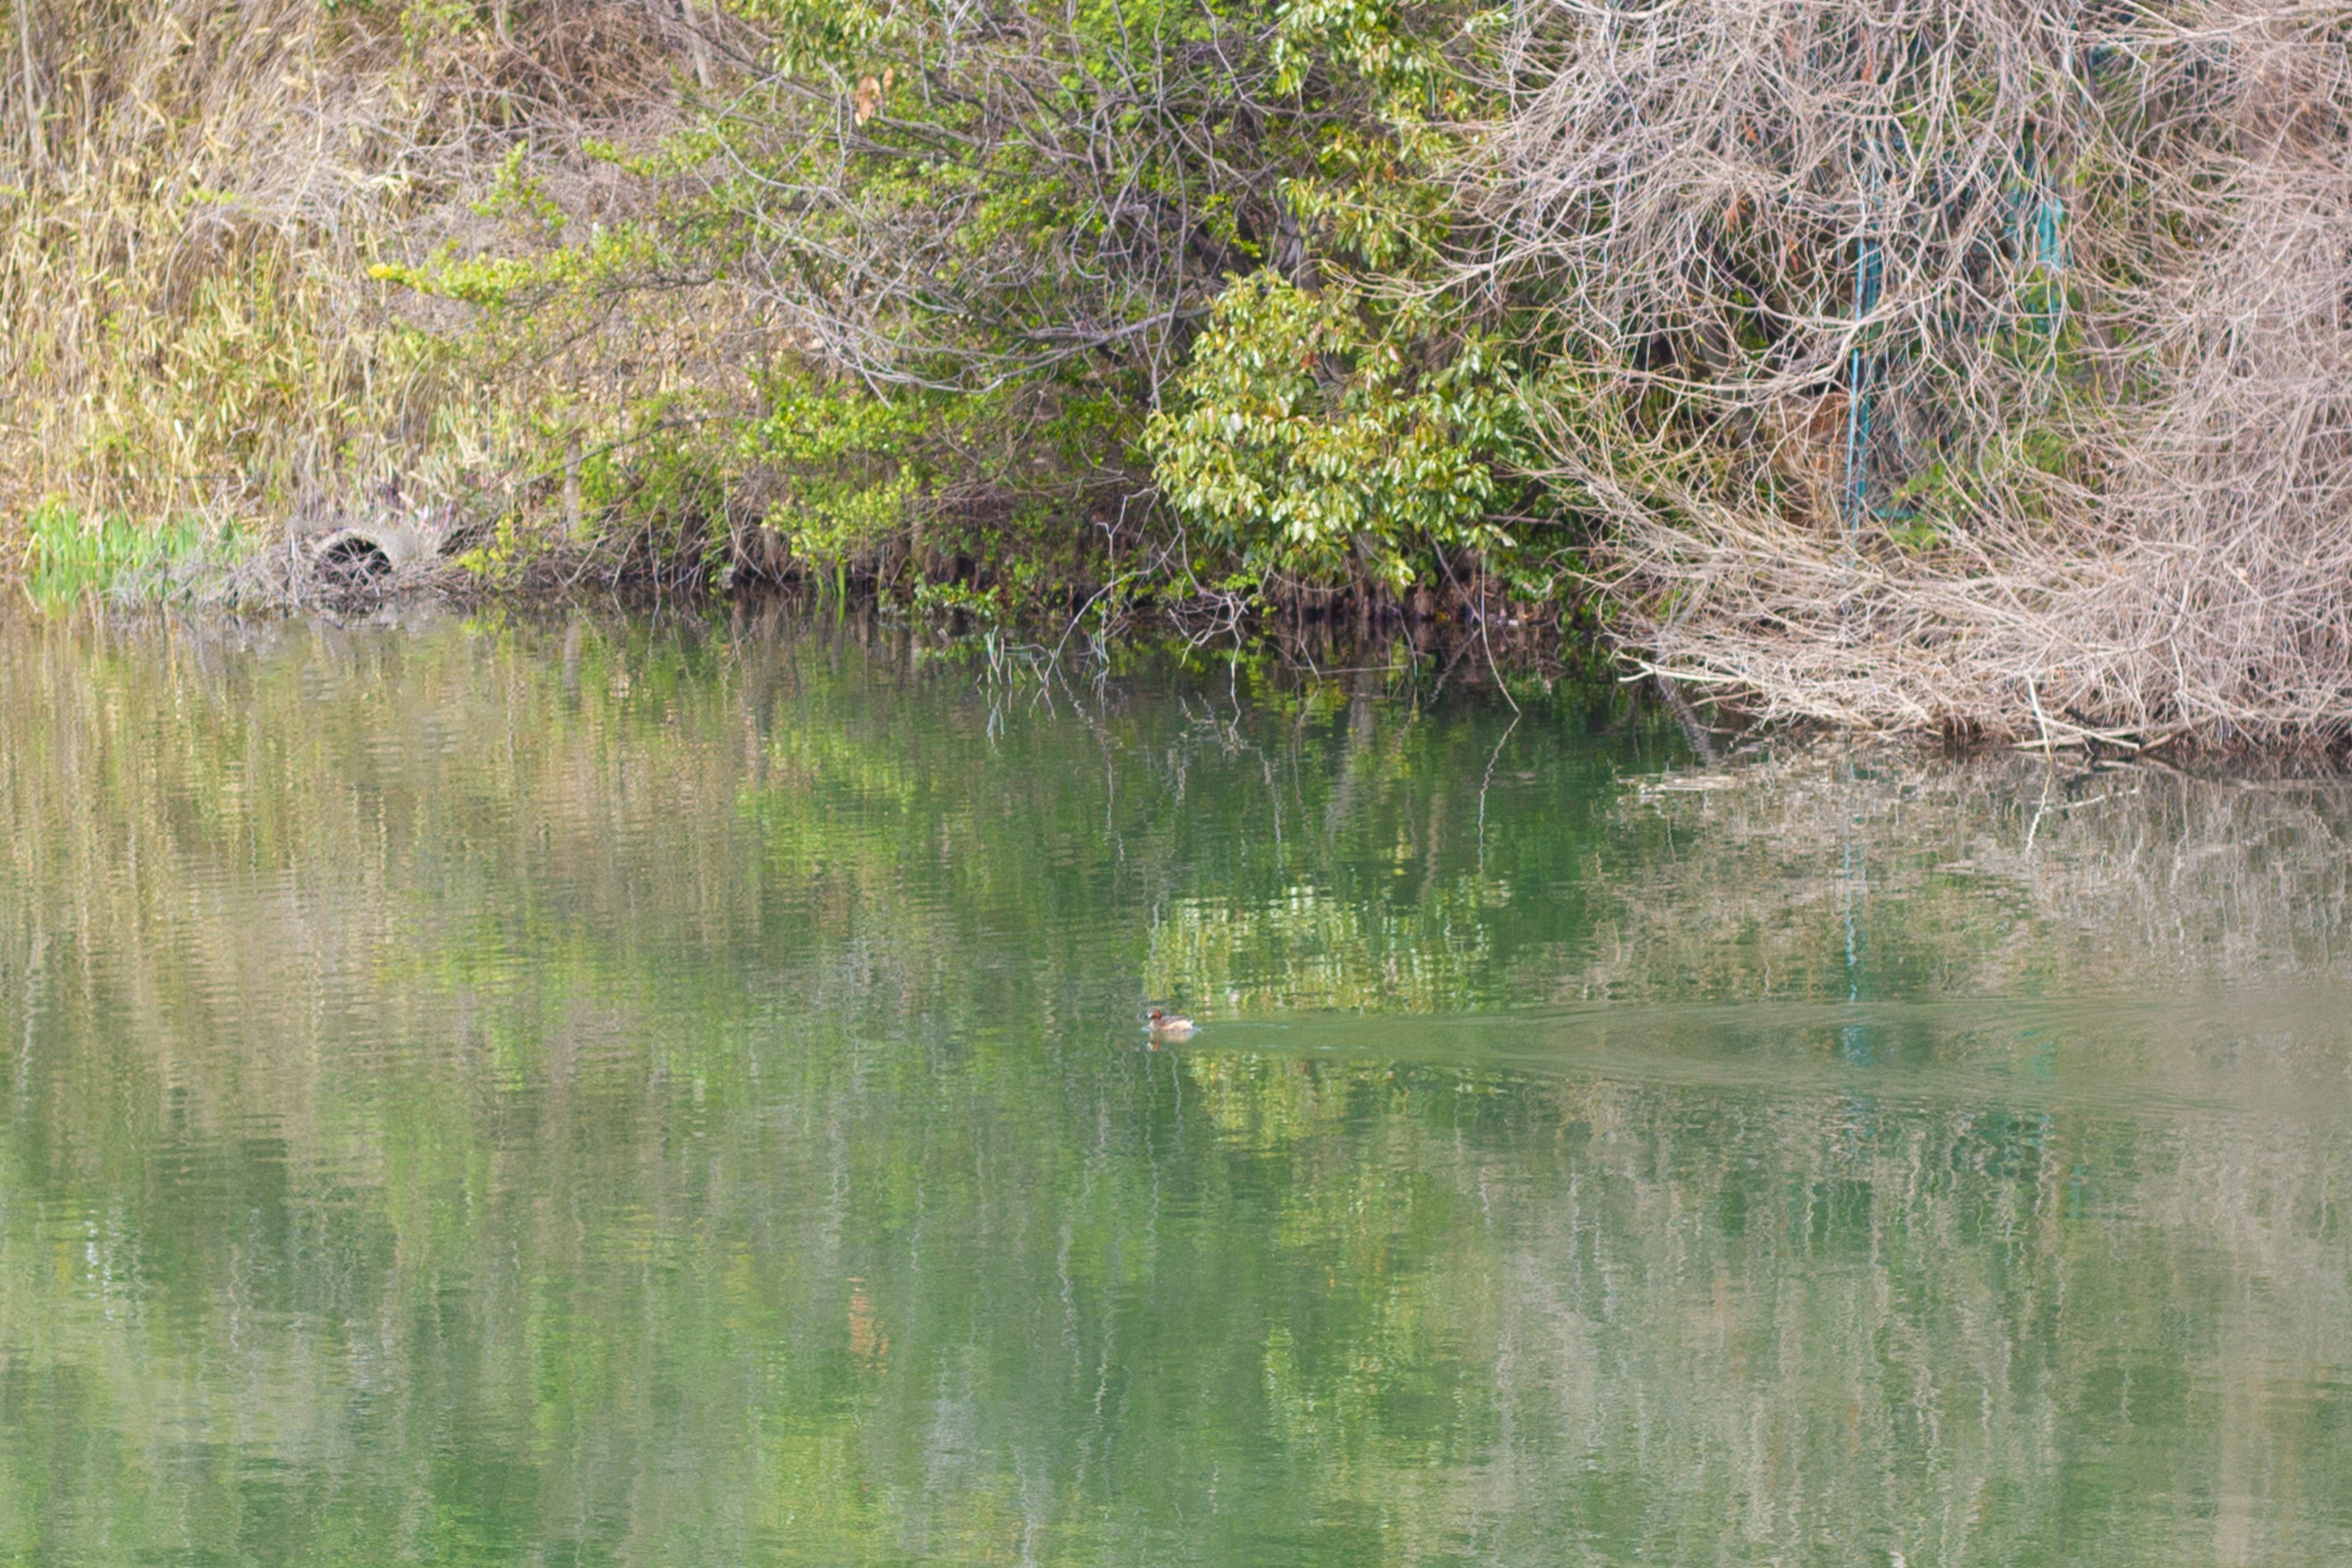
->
xmin=1 ymin=609 xmax=2347 ymax=1565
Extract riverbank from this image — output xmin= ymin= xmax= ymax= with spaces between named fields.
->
xmin=6 ymin=503 xmax=1597 ymax=703
xmin=8 ymin=0 xmax=2351 ymax=748
xmin=18 ymin=519 xmax=2352 ymax=767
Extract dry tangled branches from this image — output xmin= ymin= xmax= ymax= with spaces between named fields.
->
xmin=1477 ymin=0 xmax=2352 ymax=744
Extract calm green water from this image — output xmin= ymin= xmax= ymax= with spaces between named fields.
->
xmin=1 ymin=609 xmax=2348 ymax=1566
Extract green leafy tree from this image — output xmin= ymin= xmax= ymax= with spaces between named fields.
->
xmin=1145 ymin=271 xmax=1528 ymax=595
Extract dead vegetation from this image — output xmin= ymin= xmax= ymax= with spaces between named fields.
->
xmin=1477 ymin=0 xmax=2352 ymax=745
xmin=0 ymin=0 xmax=722 ymax=556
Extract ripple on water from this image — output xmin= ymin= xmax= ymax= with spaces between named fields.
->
xmin=0 ymin=611 xmax=2348 ymax=1565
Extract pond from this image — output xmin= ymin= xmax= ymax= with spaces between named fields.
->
xmin=0 ymin=608 xmax=2347 ymax=1566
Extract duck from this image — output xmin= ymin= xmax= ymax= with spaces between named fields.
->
xmin=1145 ymin=1008 xmax=1196 ymax=1042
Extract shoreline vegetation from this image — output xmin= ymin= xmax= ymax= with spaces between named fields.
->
xmin=4 ymin=0 xmax=2351 ymax=750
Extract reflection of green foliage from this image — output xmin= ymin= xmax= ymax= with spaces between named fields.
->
xmin=0 ymin=617 xmax=2346 ymax=1565
xmin=1148 ymin=878 xmax=1509 ymax=1013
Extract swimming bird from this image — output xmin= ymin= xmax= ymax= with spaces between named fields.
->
xmin=1146 ymin=1008 xmax=1196 ymax=1041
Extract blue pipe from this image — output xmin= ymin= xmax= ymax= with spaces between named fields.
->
xmin=1844 ymin=230 xmax=1882 ymax=533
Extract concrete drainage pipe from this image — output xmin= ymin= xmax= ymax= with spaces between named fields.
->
xmin=312 ymin=523 xmax=435 ymax=586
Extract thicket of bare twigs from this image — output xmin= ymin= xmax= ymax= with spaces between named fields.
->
xmin=1479 ymin=0 xmax=2352 ymax=744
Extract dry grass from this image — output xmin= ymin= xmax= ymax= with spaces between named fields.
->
xmin=1477 ymin=0 xmax=2352 ymax=744
xmin=0 ymin=0 xmax=723 ymax=564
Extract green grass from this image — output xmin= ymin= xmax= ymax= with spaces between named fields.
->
xmin=17 ymin=502 xmax=225 ymax=608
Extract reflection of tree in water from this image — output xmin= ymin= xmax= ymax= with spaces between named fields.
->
xmin=0 ymin=620 xmax=2345 ymax=1565
xmin=1583 ymin=747 xmax=2352 ymax=1001
xmin=1144 ymin=880 xmax=1510 ymax=1017
xmin=1188 ymin=1048 xmax=2352 ymax=1565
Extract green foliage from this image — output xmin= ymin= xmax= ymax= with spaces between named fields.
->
xmin=447 ymin=514 xmax=527 ymax=584
xmin=15 ymin=501 xmax=222 ymax=608
xmin=1146 ymin=273 xmax=1525 ymax=592
xmin=472 ymin=143 xmax=568 ymax=241
xmin=20 ymin=0 xmax=2260 ymax=666
xmin=318 ymin=0 xmax=1592 ymax=612
xmin=459 ymin=0 xmax=1536 ymax=601
xmin=369 ymin=220 xmax=656 ymax=314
